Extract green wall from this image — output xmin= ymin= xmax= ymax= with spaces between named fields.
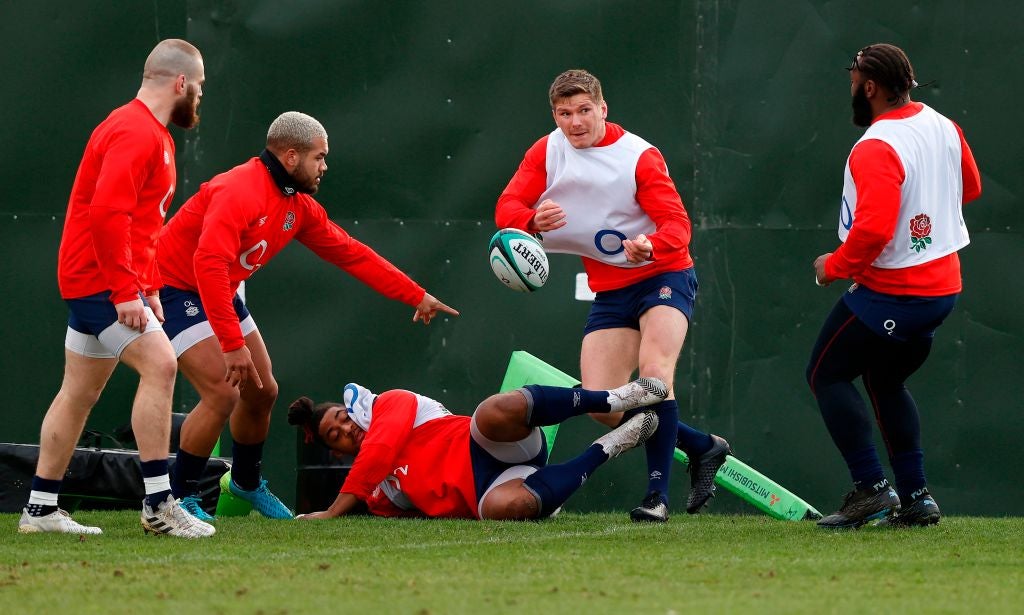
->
xmin=1 ymin=1 xmax=1020 ymax=516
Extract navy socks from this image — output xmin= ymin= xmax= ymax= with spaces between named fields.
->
xmin=231 ymin=440 xmax=265 ymax=491
xmin=675 ymin=418 xmax=714 ymax=458
xmin=172 ymin=449 xmax=210 ymax=498
xmin=891 ymin=448 xmax=926 ymax=502
xmin=523 ymin=445 xmax=608 ymax=517
xmin=140 ymin=459 xmax=172 ymax=509
xmin=26 ymin=476 xmax=62 ymax=517
xmin=842 ymin=446 xmax=887 ymax=491
xmin=626 ymin=399 xmax=716 ymax=504
xmin=522 ymin=384 xmax=611 ymax=427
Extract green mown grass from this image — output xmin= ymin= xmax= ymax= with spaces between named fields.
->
xmin=2 ymin=512 xmax=1022 ymax=614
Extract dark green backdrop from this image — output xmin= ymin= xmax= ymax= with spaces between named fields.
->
xmin=1 ymin=1 xmax=1020 ymax=516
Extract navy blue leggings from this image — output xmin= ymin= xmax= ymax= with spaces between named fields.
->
xmin=806 ymin=298 xmax=933 ymax=461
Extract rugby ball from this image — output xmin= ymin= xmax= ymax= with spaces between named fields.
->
xmin=488 ymin=228 xmax=549 ymax=292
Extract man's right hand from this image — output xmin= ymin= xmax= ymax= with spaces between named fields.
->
xmin=115 ymin=298 xmax=148 ymax=331
xmin=530 ymin=199 xmax=567 ymax=232
xmin=223 ymin=345 xmax=264 ymax=389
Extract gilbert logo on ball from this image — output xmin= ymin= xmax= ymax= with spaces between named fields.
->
xmin=488 ymin=228 xmax=549 ymax=292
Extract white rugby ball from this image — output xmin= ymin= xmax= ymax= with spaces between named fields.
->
xmin=488 ymin=228 xmax=549 ymax=292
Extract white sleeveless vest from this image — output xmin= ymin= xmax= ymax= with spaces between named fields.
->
xmin=537 ymin=128 xmax=656 ymax=268
xmin=839 ymin=104 xmax=969 ymax=268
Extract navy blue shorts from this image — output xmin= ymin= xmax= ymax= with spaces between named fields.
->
xmin=160 ymin=286 xmax=254 ymax=356
xmin=841 ymin=283 xmax=957 ymax=342
xmin=66 ymin=290 xmax=143 ymax=336
xmin=469 ymin=431 xmax=548 ymax=504
xmin=584 ymin=268 xmax=698 ymax=335
xmin=64 ymin=290 xmax=164 ymax=358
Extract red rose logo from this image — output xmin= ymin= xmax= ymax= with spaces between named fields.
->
xmin=909 ymin=213 xmax=932 ymax=252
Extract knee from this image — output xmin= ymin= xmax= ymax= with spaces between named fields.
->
xmin=204 ymin=384 xmax=241 ymax=417
xmin=501 ymin=493 xmax=542 ymax=520
xmin=255 ymin=377 xmax=279 ymax=406
xmin=58 ymin=381 xmax=105 ymax=411
xmin=806 ymin=358 xmax=843 ymax=394
xmin=138 ymin=353 xmax=178 ymax=389
xmin=241 ymin=376 xmax=279 ymax=417
xmin=481 ymin=487 xmax=541 ymax=521
xmin=474 ymin=392 xmax=526 ymax=429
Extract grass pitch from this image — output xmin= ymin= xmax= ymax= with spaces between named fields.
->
xmin=2 ymin=511 xmax=1022 ymax=614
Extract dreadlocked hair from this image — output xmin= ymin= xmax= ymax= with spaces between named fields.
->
xmin=853 ymin=43 xmax=917 ymax=101
xmin=287 ymin=396 xmax=336 ymax=447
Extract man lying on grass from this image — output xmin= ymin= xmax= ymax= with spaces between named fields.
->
xmin=287 ymin=378 xmax=668 ymax=520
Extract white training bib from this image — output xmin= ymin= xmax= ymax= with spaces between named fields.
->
xmin=537 ymin=129 xmax=656 ymax=268
xmin=839 ymin=104 xmax=969 ymax=269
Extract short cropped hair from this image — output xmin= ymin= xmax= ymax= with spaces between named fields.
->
xmin=266 ymin=111 xmax=328 ymax=153
xmin=548 ymin=69 xmax=603 ymax=108
xmin=142 ymin=39 xmax=203 ymax=81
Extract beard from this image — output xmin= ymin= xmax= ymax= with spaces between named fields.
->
xmin=291 ymin=164 xmax=321 ymax=194
xmin=851 ymin=85 xmax=873 ymax=127
xmin=170 ymin=84 xmax=200 ymax=129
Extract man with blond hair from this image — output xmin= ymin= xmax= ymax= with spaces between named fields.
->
xmin=159 ymin=111 xmax=459 ymax=522
xmin=19 ymin=39 xmax=215 ymax=538
xmin=496 ymin=69 xmax=730 ymax=522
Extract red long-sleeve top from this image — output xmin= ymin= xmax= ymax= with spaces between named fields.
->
xmin=342 ymin=390 xmax=478 ymax=519
xmin=58 ymin=99 xmax=176 ymax=303
xmin=158 ymin=156 xmax=425 ymax=352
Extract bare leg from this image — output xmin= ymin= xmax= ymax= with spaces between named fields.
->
xmin=581 ymin=327 xmax=640 ymax=428
xmin=177 ymin=337 xmax=242 ymax=457
xmin=637 ymin=305 xmax=688 ymax=398
xmin=34 ymin=351 xmax=117 ymax=479
xmin=119 ymin=332 xmax=178 ymax=463
xmin=472 ymin=391 xmax=533 ymax=442
xmin=479 ymin=479 xmax=538 ymax=520
xmin=230 ymin=329 xmax=279 ymax=445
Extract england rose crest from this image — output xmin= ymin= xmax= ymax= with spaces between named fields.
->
xmin=909 ymin=213 xmax=932 ymax=253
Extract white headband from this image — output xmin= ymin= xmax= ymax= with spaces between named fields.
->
xmin=342 ymin=382 xmax=377 ymax=431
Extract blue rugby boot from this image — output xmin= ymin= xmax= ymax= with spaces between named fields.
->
xmin=178 ymin=495 xmax=216 ymax=523
xmin=228 ymin=478 xmax=293 ymax=519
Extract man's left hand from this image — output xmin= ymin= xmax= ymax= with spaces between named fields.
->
xmin=146 ymin=293 xmax=165 ymax=323
xmin=623 ymin=234 xmax=653 ymax=264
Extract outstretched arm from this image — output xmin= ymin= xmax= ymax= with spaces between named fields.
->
xmin=413 ymin=292 xmax=460 ymax=325
xmin=296 ymin=492 xmax=362 ymax=520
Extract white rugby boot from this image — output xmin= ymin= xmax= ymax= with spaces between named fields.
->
xmin=141 ymin=494 xmax=216 ymax=538
xmin=18 ymin=508 xmax=103 ymax=535
xmin=606 ymin=377 xmax=669 ymax=413
xmin=594 ymin=411 xmax=660 ymax=459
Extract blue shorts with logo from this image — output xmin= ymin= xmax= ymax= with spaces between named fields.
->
xmin=584 ymin=268 xmax=698 ymax=335
xmin=841 ymin=283 xmax=957 ymax=342
xmin=160 ymin=286 xmax=251 ymax=340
